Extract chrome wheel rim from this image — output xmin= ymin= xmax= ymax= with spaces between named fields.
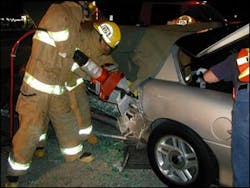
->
xmin=155 ymin=135 xmax=199 ymax=185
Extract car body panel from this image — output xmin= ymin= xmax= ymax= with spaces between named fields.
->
xmin=140 ymin=79 xmax=233 ymax=145
xmin=140 ymin=79 xmax=233 ymax=186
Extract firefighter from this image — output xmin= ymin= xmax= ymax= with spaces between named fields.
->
xmin=33 ymin=0 xmax=102 ymax=158
xmin=80 ymin=1 xmax=99 ymax=22
xmin=65 ymin=20 xmax=122 ymax=145
xmin=34 ymin=1 xmax=119 ymax=158
xmin=5 ymin=1 xmax=121 ymax=187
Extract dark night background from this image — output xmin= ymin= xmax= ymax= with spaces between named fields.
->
xmin=0 ymin=0 xmax=249 ymax=23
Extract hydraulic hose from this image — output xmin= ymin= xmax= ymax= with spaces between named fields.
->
xmin=9 ymin=27 xmax=51 ymax=139
xmin=9 ymin=29 xmax=36 ymax=139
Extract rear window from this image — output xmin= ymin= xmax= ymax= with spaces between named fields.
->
xmin=177 ymin=25 xmax=248 ymax=93
xmin=176 ymin=23 xmax=246 ymax=57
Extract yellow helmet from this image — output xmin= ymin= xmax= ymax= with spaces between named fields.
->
xmin=93 ymin=21 xmax=121 ymax=48
xmin=176 ymin=15 xmax=196 ymax=25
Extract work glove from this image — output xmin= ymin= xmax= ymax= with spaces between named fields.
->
xmin=127 ymin=80 xmax=139 ymax=97
xmin=196 ymin=67 xmax=207 ymax=76
xmin=196 ymin=77 xmax=206 ymax=88
xmin=195 ymin=67 xmax=207 ymax=88
xmin=65 ymin=72 xmax=78 ymax=87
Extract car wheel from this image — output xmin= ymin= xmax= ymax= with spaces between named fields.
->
xmin=147 ymin=121 xmax=218 ymax=187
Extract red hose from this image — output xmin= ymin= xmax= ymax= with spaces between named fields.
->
xmin=9 ymin=29 xmax=36 ymax=139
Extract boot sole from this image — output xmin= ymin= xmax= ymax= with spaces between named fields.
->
xmin=79 ymin=155 xmax=95 ymax=163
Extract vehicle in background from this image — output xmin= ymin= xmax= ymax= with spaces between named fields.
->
xmin=138 ymin=0 xmax=226 ymax=26
xmin=100 ymin=0 xmax=227 ymax=27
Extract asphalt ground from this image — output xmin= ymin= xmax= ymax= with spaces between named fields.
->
xmin=1 ymin=117 xmax=166 ymax=187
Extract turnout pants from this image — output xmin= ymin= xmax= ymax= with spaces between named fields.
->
xmin=7 ymin=83 xmax=82 ymax=176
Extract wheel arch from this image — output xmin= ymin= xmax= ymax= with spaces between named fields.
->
xmin=149 ymin=117 xmax=220 ymax=186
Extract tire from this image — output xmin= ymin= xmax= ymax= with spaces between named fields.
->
xmin=147 ymin=120 xmax=219 ymax=187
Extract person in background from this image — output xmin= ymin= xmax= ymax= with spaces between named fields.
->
xmin=202 ymin=48 xmax=249 ymax=187
xmin=65 ymin=19 xmax=122 ymax=145
xmin=5 ymin=1 xmax=121 ymax=187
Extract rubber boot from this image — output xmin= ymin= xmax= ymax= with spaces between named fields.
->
xmin=34 ymin=147 xmax=46 ymax=158
xmin=5 ymin=182 xmax=18 ymax=188
xmin=79 ymin=151 xmax=94 ymax=163
xmin=87 ymin=134 xmax=98 ymax=145
xmin=5 ymin=176 xmax=18 ymax=187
